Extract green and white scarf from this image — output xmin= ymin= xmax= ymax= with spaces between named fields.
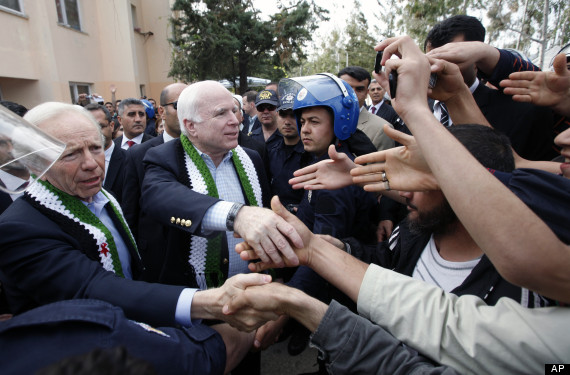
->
xmin=25 ymin=179 xmax=138 ymax=278
xmin=180 ymin=134 xmax=262 ymax=289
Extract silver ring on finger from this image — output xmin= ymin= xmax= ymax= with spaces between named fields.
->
xmin=381 ymin=172 xmax=387 ymax=181
xmin=384 ymin=180 xmax=390 ymax=191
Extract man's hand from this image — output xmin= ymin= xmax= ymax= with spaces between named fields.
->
xmin=233 ymin=205 xmax=303 ymax=267
xmin=192 ymin=273 xmax=278 ymax=332
xmin=500 ymin=53 xmax=570 ymax=117
xmin=377 ymin=220 xmax=394 ymax=242
xmin=427 ymin=57 xmax=470 ymax=103
xmin=224 ymin=282 xmax=328 ymax=333
xmin=289 ymin=144 xmax=355 ymax=190
xmin=253 ymin=315 xmax=289 ymax=350
xmin=236 ymin=196 xmax=317 ymax=272
xmin=316 ymin=234 xmax=345 ymax=250
xmin=374 ymin=36 xmax=432 ymax=119
xmin=351 ymin=125 xmax=439 ymax=192
xmin=426 ymin=41 xmax=500 ymax=76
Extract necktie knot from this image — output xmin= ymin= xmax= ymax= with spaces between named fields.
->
xmin=126 ymin=140 xmax=135 ymax=148
xmin=371 ymin=106 xmax=377 ymax=114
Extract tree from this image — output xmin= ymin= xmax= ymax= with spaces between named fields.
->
xmin=169 ymin=0 xmax=327 ymax=93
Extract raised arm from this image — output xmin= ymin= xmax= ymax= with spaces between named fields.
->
xmin=374 ymin=36 xmax=570 ymax=302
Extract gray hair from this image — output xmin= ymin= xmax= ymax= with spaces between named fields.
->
xmin=117 ymin=98 xmax=143 ymax=116
xmin=24 ymin=102 xmax=105 ymax=146
xmin=177 ymin=81 xmax=227 ymax=137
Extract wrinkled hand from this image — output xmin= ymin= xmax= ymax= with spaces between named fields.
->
xmin=234 ymin=205 xmax=303 ymax=267
xmin=253 ymin=315 xmax=289 ymax=351
xmin=376 ymin=220 xmax=394 ymax=242
xmin=289 ymin=144 xmax=355 ymax=190
xmin=500 ymin=53 xmax=570 ymax=117
xmin=352 ymin=125 xmax=439 ymax=192
xmin=200 ymin=273 xmax=278 ymax=332
xmin=223 ymin=282 xmax=293 ymax=322
xmin=236 ymin=196 xmax=316 ymax=272
xmin=426 ymin=41 xmax=500 ymax=76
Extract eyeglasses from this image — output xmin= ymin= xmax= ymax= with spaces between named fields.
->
xmin=161 ymin=101 xmax=178 ymax=110
xmin=257 ymin=104 xmax=276 ymax=112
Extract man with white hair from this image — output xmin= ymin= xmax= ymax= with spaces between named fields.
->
xmin=0 ymin=101 xmax=276 ymax=373
xmin=141 ymin=81 xmax=302 ymax=290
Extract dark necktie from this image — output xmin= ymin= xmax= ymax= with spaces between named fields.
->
xmin=371 ymin=106 xmax=377 ymax=114
xmin=126 ymin=140 xmax=135 ymax=148
xmin=439 ymin=102 xmax=450 ymax=127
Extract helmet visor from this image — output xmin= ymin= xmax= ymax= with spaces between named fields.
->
xmin=0 ymin=105 xmax=65 ymax=194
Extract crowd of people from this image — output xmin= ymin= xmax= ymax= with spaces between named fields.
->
xmin=0 ymin=14 xmax=568 ymax=375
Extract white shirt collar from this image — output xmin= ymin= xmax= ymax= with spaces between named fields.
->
xmin=163 ymin=130 xmax=176 ymax=143
xmin=121 ymin=133 xmax=144 ymax=147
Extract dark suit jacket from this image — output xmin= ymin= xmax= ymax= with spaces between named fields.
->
xmin=240 ymin=117 xmax=262 ymax=136
xmin=0 ymin=197 xmax=184 ymax=327
xmin=113 ymin=133 xmax=155 ymax=150
xmin=374 ymin=102 xmax=400 ymax=128
xmin=103 ymin=145 xmax=127 ymax=204
xmin=141 ymin=139 xmax=271 ymax=287
xmin=0 ymin=192 xmax=12 ymax=216
xmin=472 ymin=84 xmax=556 ymax=161
xmin=0 ymin=299 xmax=225 ymax=375
xmin=122 ymin=134 xmax=166 ymax=282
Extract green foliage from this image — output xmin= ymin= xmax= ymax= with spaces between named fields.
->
xmin=169 ymin=0 xmax=327 ymax=93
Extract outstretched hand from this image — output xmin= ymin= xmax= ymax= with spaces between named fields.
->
xmin=500 ymin=53 xmax=570 ymax=117
xmin=236 ymin=196 xmax=316 ymax=272
xmin=289 ymin=144 xmax=355 ymax=190
xmin=352 ymin=125 xmax=439 ymax=192
xmin=234 ymin=205 xmax=303 ymax=267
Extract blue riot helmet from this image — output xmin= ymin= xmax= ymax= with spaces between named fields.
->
xmin=279 ymin=73 xmax=359 ymax=140
xmin=140 ymin=99 xmax=155 ymax=119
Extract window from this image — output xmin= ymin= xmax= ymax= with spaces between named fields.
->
xmin=55 ymin=0 xmax=81 ymax=31
xmin=0 ymin=0 xmax=22 ymax=13
xmin=69 ymin=82 xmax=90 ymax=104
xmin=139 ymin=84 xmax=146 ymax=98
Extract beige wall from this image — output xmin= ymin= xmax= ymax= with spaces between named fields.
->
xmin=0 ymin=0 xmax=175 ymax=109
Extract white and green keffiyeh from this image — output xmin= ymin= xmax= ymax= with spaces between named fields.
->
xmin=180 ymin=134 xmax=262 ymax=289
xmin=25 ymin=179 xmax=137 ymax=277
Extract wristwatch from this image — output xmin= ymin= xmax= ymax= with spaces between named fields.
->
xmin=226 ymin=202 xmax=244 ymax=231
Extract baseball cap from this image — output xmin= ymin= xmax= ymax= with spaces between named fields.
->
xmin=255 ymin=89 xmax=279 ymax=107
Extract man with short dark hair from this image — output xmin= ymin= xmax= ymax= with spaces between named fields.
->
xmin=267 ymin=92 xmax=305 ymax=210
xmin=424 ymin=15 xmax=556 ymax=161
xmin=85 ymin=104 xmax=126 ymax=204
xmin=368 ymin=79 xmax=400 ymax=127
xmin=338 ymin=66 xmax=394 ymax=151
xmin=114 ymin=98 xmax=154 ymax=150
xmin=241 ymin=90 xmax=260 ymax=135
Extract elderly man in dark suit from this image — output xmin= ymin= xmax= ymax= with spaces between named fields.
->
xmin=0 ymin=101 xmax=277 ymax=374
xmin=141 ymin=81 xmax=303 ymax=290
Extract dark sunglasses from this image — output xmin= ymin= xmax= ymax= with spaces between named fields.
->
xmin=161 ymin=101 xmax=178 ymax=110
xmin=257 ymin=104 xmax=276 ymax=112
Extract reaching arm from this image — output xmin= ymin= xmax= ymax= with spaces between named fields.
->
xmin=500 ymin=53 xmax=570 ymax=117
xmin=373 ymin=36 xmax=570 ymax=303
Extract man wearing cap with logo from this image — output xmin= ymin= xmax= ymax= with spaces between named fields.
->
xmin=266 ymin=91 xmax=305 ymax=212
xmin=248 ymin=89 xmax=282 ymax=151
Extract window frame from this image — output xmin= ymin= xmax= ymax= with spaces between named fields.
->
xmin=55 ymin=0 xmax=82 ymax=31
xmin=0 ymin=0 xmax=24 ymax=16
